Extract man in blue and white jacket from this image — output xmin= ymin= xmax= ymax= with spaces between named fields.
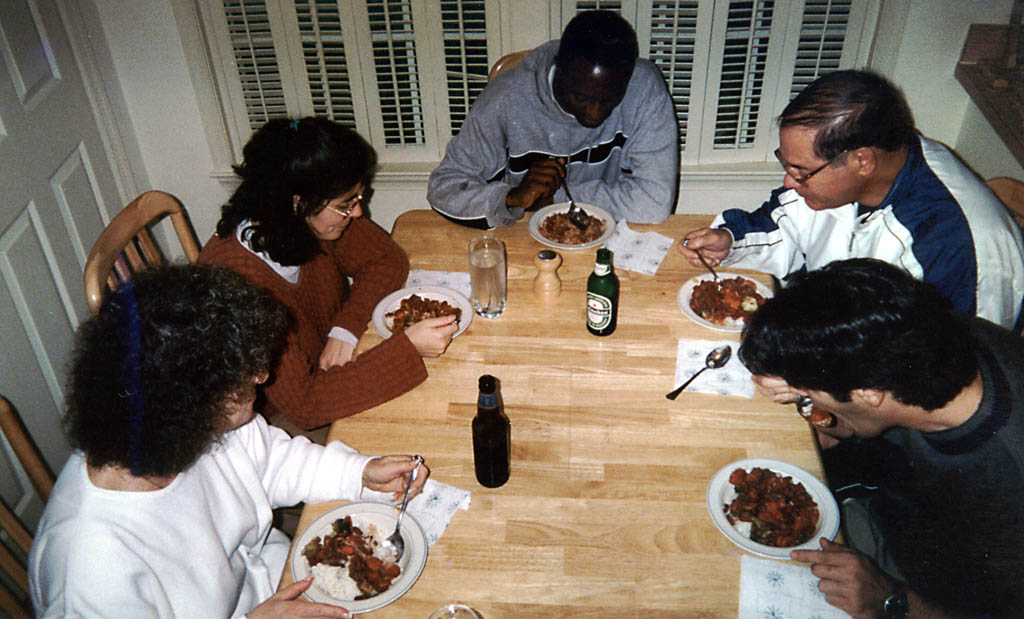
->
xmin=680 ymin=70 xmax=1024 ymax=331
xmin=427 ymin=10 xmax=679 ymax=229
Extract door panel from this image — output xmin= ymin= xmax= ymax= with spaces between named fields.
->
xmin=0 ymin=0 xmax=124 ymax=526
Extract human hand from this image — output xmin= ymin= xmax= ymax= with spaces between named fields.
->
xmin=790 ymin=538 xmax=895 ymax=618
xmin=319 ymin=338 xmax=355 ymax=371
xmin=247 ymin=578 xmax=351 ymax=618
xmin=505 ymin=158 xmax=565 ymax=210
xmin=363 ymin=455 xmax=430 ymax=501
xmin=678 ymin=228 xmax=732 ymax=267
xmin=751 ymin=375 xmax=803 ymax=404
xmin=404 ymin=314 xmax=458 ymax=357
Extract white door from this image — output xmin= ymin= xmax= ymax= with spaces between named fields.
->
xmin=0 ymin=0 xmax=125 ymax=526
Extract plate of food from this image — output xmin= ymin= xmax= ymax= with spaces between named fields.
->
xmin=372 ymin=285 xmax=472 ymax=339
xmin=707 ymin=458 xmax=839 ymax=559
xmin=291 ymin=502 xmax=428 ymax=613
xmin=677 ymin=272 xmax=772 ymax=332
xmin=528 ymin=202 xmax=615 ymax=250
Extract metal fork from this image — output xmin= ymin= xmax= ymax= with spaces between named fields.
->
xmin=684 ymin=238 xmax=719 ymax=281
xmin=696 ymin=249 xmax=719 ymax=281
xmin=561 ymin=172 xmax=589 ymax=231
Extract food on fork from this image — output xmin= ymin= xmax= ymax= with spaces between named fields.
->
xmin=539 ymin=211 xmax=605 ymax=244
xmin=689 ymin=276 xmax=765 ymax=325
xmin=386 ymin=294 xmax=461 ymax=331
xmin=723 ymin=467 xmax=819 ymax=548
xmin=302 ymin=516 xmax=401 ymax=600
xmin=806 ymin=404 xmax=837 ymax=427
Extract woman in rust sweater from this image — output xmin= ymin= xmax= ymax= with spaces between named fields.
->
xmin=200 ymin=117 xmax=457 ymax=434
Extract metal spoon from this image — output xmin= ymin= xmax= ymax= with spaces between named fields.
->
xmin=561 ymin=172 xmax=590 ymax=231
xmin=380 ymin=455 xmax=423 ymax=562
xmin=666 ymin=345 xmax=732 ymax=400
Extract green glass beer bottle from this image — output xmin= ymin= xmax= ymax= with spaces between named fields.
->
xmin=586 ymin=248 xmax=618 ymax=336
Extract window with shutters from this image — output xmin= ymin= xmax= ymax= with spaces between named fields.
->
xmin=199 ymin=0 xmax=877 ymax=167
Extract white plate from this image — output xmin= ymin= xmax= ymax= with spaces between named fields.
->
xmin=707 ymin=458 xmax=840 ymax=559
xmin=372 ymin=285 xmax=472 ymax=339
xmin=677 ymin=272 xmax=773 ymax=333
xmin=291 ymin=502 xmax=428 ymax=613
xmin=528 ymin=202 xmax=616 ymax=250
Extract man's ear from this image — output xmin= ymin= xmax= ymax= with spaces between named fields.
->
xmin=852 ymin=388 xmax=885 ymax=408
xmin=292 ymin=195 xmax=302 ymax=215
xmin=850 ymin=147 xmax=876 ymax=177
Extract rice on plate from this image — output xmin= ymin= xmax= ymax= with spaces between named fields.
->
xmin=290 ymin=501 xmax=429 ymax=613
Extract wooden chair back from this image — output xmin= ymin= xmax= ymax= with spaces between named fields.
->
xmin=83 ymin=191 xmax=201 ymax=314
xmin=987 ymin=176 xmax=1024 ymax=227
xmin=0 ymin=395 xmax=56 ymax=619
xmin=488 ymin=49 xmax=531 ymax=81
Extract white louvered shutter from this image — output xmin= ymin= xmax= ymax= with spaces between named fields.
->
xmin=439 ymin=1 xmax=491 ymax=138
xmin=700 ymin=0 xmax=786 ymax=162
xmin=696 ymin=0 xmax=876 ymax=164
xmin=222 ymin=1 xmax=288 ymax=131
xmin=294 ymin=0 xmax=359 ymax=127
xmin=201 ymin=0 xmax=876 ymax=166
xmin=786 ymin=0 xmax=871 ymax=98
xmin=643 ymin=1 xmax=707 ymax=157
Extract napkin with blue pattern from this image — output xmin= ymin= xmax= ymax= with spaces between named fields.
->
xmin=673 ymin=338 xmax=754 ymax=398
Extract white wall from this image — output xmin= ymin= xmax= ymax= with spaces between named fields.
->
xmin=877 ymin=0 xmax=1022 ymax=181
xmin=90 ymin=0 xmax=1023 ymax=240
xmin=92 ymin=0 xmax=233 ymax=243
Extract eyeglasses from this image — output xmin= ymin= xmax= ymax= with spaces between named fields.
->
xmin=774 ymin=148 xmax=848 ymax=184
xmin=321 ymin=193 xmax=363 ymax=218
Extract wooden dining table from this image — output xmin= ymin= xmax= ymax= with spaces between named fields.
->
xmin=280 ymin=210 xmax=826 ymax=617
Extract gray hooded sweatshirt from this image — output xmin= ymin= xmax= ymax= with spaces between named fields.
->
xmin=427 ymin=40 xmax=679 ymax=229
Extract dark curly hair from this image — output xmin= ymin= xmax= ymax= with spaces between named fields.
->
xmin=65 ymin=264 xmax=288 ymax=477
xmin=779 ymin=70 xmax=917 ymax=161
xmin=556 ymin=10 xmax=638 ymax=75
xmin=739 ymin=259 xmax=977 ymax=410
xmin=216 ymin=117 xmax=377 ymax=266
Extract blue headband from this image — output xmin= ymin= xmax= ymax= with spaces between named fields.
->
xmin=115 ymin=281 xmax=145 ymax=476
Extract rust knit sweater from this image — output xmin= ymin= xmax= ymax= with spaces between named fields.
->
xmin=199 ymin=217 xmax=427 ymax=429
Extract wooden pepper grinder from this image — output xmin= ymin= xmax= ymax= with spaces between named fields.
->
xmin=533 ymin=249 xmax=562 ymax=302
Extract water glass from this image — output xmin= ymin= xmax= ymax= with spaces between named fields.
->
xmin=428 ymin=603 xmax=483 ymax=618
xmin=468 ymin=236 xmax=507 ymax=318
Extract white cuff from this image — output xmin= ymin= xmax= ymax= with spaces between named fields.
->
xmin=327 ymin=327 xmax=358 ymax=346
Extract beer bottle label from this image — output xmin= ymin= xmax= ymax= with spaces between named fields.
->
xmin=587 ymin=292 xmax=613 ymax=329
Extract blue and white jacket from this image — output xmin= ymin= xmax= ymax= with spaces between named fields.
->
xmin=714 ymin=135 xmax=1024 ymax=330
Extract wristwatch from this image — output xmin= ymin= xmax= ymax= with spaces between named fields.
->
xmin=882 ymin=587 xmax=909 ymax=618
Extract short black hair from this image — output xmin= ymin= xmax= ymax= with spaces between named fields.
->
xmin=779 ymin=70 xmax=917 ymax=160
xmin=66 ymin=264 xmax=288 ymax=477
xmin=556 ymin=10 xmax=638 ymax=75
xmin=216 ymin=117 xmax=377 ymax=265
xmin=739 ymin=259 xmax=977 ymax=410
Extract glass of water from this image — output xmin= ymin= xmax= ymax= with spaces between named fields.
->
xmin=468 ymin=236 xmax=507 ymax=318
xmin=428 ymin=603 xmax=483 ymax=618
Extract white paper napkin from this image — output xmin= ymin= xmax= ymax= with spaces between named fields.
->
xmin=739 ymin=555 xmax=851 ymax=618
xmin=406 ymin=269 xmax=472 ymax=299
xmin=360 ymin=479 xmax=472 ymax=545
xmin=673 ymin=338 xmax=754 ymax=398
xmin=602 ymin=221 xmax=674 ymax=275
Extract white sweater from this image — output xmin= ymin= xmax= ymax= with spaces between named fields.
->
xmin=28 ymin=415 xmax=374 ymax=618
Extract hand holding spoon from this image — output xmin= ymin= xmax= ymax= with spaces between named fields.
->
xmin=380 ymin=455 xmax=423 ymax=561
xmin=666 ymin=345 xmax=732 ymax=400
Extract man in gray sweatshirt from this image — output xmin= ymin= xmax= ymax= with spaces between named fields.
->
xmin=427 ymin=10 xmax=679 ymax=229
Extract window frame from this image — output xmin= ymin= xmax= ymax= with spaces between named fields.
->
xmin=195 ymin=0 xmax=879 ymax=168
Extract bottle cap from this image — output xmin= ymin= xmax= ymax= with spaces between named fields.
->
xmin=596 ymin=248 xmax=611 ymax=262
xmin=479 ymin=374 xmax=496 ymax=393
